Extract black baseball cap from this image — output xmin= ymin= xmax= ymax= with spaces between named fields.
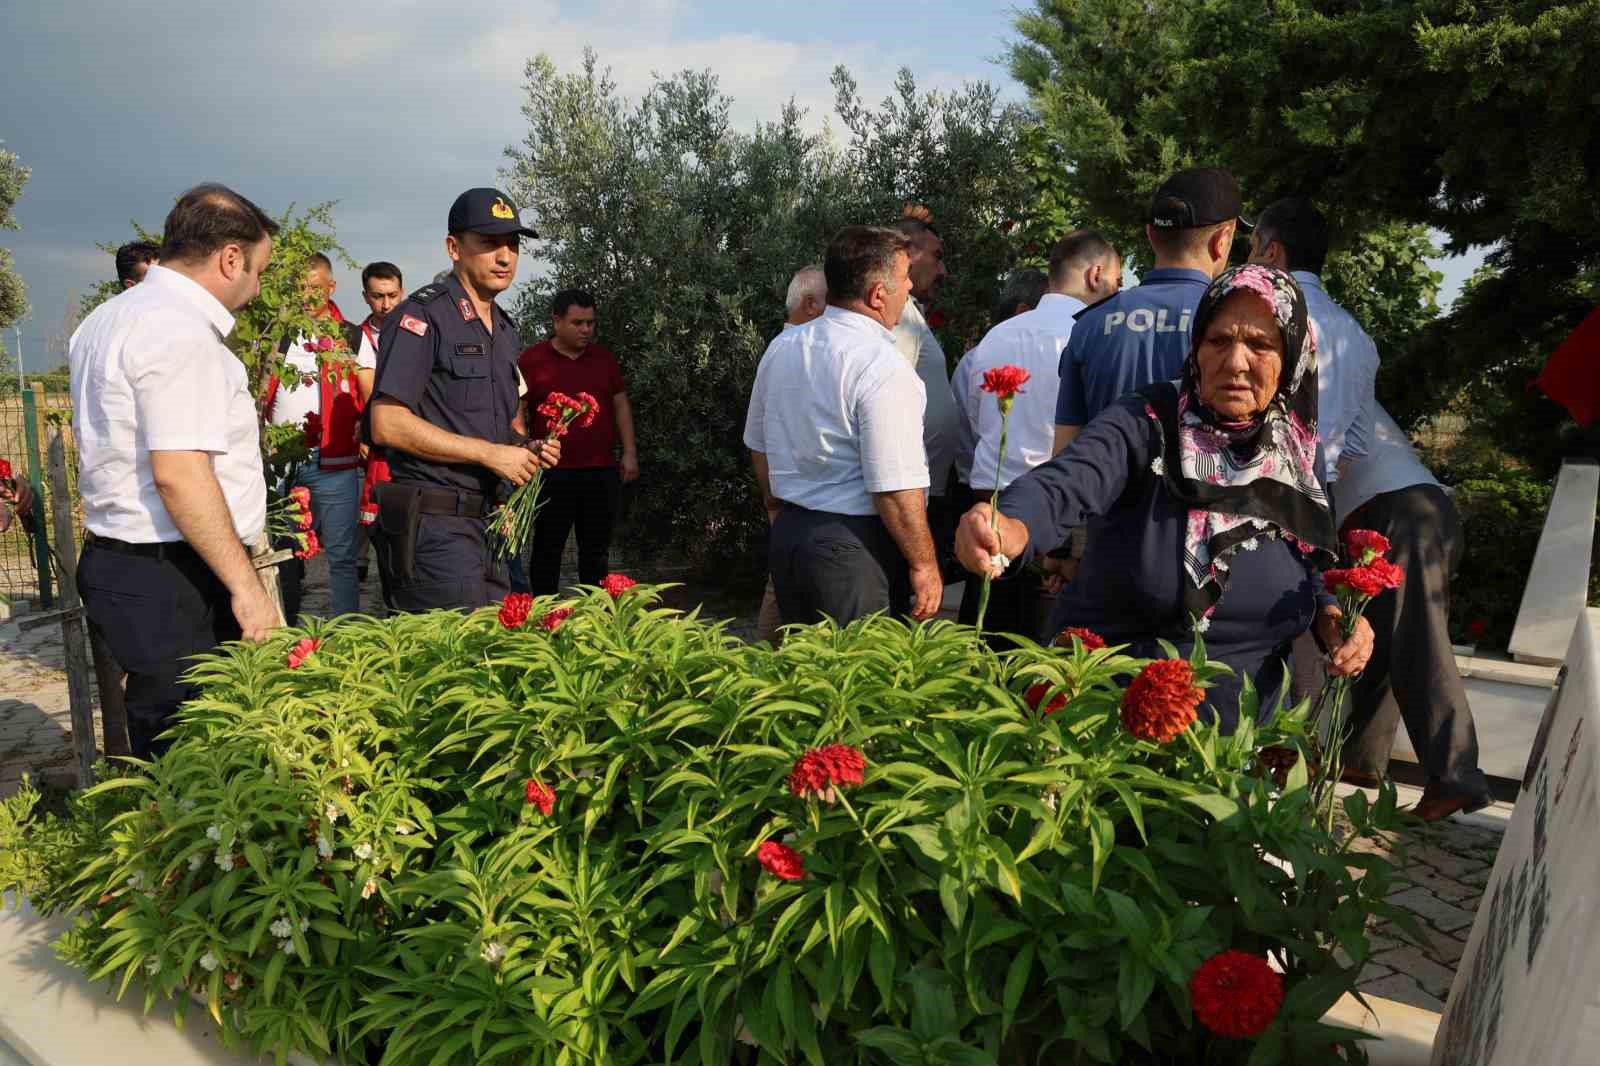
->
xmin=1149 ymin=168 xmax=1251 ymax=230
xmin=447 ymin=187 xmax=539 ymax=238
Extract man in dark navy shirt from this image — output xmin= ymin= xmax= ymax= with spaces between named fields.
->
xmin=369 ymin=187 xmax=559 ymax=612
xmin=1053 ymin=167 xmax=1248 ymax=454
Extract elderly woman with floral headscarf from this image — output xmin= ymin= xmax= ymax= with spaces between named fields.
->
xmin=955 ymin=263 xmax=1373 ymax=731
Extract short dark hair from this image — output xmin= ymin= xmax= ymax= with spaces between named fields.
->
xmin=361 ymin=261 xmax=402 ymax=289
xmin=825 ymin=225 xmax=913 ymax=304
xmin=992 ymin=268 xmax=1049 ymax=323
xmin=1256 ymin=196 xmax=1330 ymax=275
xmin=308 ymin=252 xmax=333 ymax=273
xmin=1048 ymin=229 xmax=1118 ymax=282
xmin=893 ymin=217 xmax=940 ymax=243
xmin=1147 ymin=219 xmax=1230 ymax=261
xmin=551 ymin=289 xmax=596 ymax=318
xmin=160 ymin=183 xmax=278 ymax=265
xmin=114 ymin=241 xmax=160 ymax=286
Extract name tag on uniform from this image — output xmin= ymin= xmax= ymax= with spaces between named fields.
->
xmin=454 ymin=343 xmax=485 ymax=356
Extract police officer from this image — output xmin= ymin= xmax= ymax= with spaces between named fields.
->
xmin=368 ymin=187 xmax=559 ymax=612
xmin=1053 ymin=167 xmax=1247 ymax=453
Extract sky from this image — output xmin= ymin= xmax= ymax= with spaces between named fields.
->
xmin=0 ymin=0 xmax=1481 ymax=372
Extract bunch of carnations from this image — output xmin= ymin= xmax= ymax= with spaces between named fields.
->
xmin=487 ymin=391 xmax=598 ymax=560
xmin=267 ymin=485 xmax=321 ymax=560
xmin=973 ymin=365 xmax=1030 ymax=632
xmin=1309 ymin=528 xmax=1404 ymax=824
xmin=299 ymin=333 xmax=357 ymax=382
xmin=0 ymin=457 xmax=13 ymax=485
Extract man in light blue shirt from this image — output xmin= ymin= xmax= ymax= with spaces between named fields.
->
xmin=1247 ymin=197 xmax=1377 ymax=485
xmin=744 ymin=227 xmax=942 ymax=626
xmin=1250 ymin=197 xmax=1489 ymax=821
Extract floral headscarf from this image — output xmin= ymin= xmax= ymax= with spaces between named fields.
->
xmin=1140 ymin=264 xmax=1338 ymax=624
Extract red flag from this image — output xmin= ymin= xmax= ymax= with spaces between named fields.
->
xmin=1534 ymin=305 xmax=1600 ymax=427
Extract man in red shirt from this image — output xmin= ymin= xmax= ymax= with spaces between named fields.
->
xmin=518 ymin=289 xmax=638 ymax=594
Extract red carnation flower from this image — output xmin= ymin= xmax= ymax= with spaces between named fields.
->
xmin=1468 ymin=618 xmax=1490 ymax=640
xmin=756 ymin=840 xmax=805 ymax=881
xmin=1053 ymin=626 xmax=1107 ymax=651
xmin=1025 ymin=682 xmax=1067 ymax=716
xmin=295 ymin=504 xmax=314 ymax=531
xmin=1364 ymin=558 xmax=1405 ymax=591
xmin=575 ymin=391 xmax=600 ymax=428
xmin=541 ymin=606 xmax=573 ymax=632
xmin=294 ymin=529 xmax=322 ymax=561
xmin=1120 ymin=658 xmax=1202 ymax=742
xmin=316 ymin=336 xmax=335 ymax=352
xmin=1190 ymin=950 xmax=1284 ymax=1039
xmin=302 ymin=411 xmax=322 ymax=448
xmin=286 ymin=637 xmax=320 ymax=670
xmin=290 ymin=485 xmax=312 ymax=508
xmin=1343 ymin=528 xmax=1390 ymax=563
xmin=524 ymin=778 xmax=556 ymax=816
xmin=600 ymin=573 xmax=636 ymax=599
xmin=789 ymin=744 xmax=866 ymax=801
xmin=0 ymin=458 xmax=12 ymax=481
xmin=980 ymin=365 xmax=1030 ymax=401
xmin=499 ymin=592 xmax=533 ymax=628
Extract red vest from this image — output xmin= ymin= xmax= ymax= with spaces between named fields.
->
xmin=265 ymin=302 xmax=364 ymax=470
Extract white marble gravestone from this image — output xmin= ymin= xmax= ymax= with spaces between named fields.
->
xmin=1430 ymin=608 xmax=1600 ymax=1065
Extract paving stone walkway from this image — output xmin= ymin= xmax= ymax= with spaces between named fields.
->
xmin=0 ymin=551 xmax=1509 ymax=1018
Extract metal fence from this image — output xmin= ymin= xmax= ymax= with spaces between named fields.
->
xmin=0 ymin=384 xmax=77 ymax=604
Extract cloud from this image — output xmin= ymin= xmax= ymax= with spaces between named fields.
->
xmin=0 ymin=0 xmax=1018 ymax=366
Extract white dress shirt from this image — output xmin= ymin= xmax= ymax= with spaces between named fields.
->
xmin=1295 ymin=271 xmax=1377 ymax=483
xmin=744 ymin=306 xmax=928 ymax=515
xmin=69 ymin=265 xmax=266 ymax=543
xmin=893 ymin=298 xmax=959 ymax=497
xmin=960 ymin=292 xmax=1085 ymax=491
xmin=269 ymin=341 xmax=322 ymax=428
xmin=1332 ymin=402 xmax=1443 ymax=527
xmin=950 ymin=347 xmax=980 ymax=485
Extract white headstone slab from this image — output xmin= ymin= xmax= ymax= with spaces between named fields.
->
xmin=1431 ymin=608 xmax=1600 ymax=1065
xmin=1509 ymin=460 xmax=1598 ymax=666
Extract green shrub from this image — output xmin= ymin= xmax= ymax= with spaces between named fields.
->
xmin=3 ymin=587 xmax=1410 ymax=1065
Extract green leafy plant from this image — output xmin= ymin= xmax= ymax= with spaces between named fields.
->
xmin=3 ymin=589 xmax=1415 ymax=1064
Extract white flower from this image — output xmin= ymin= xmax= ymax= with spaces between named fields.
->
xmin=340 ymin=758 xmax=350 ymax=769
xmin=324 ymin=802 xmax=341 ymax=824
xmin=362 ymin=878 xmax=378 ymax=900
xmin=205 ymin=825 xmax=221 ymax=842
xmin=316 ymin=833 xmax=333 ymax=860
xmin=280 ymin=939 xmax=296 ymax=956
xmin=144 ymin=956 xmax=161 ymax=976
xmin=1240 ymin=537 xmax=1260 ymax=552
xmin=215 ymin=849 xmax=234 ymax=872
xmin=1194 ymin=616 xmax=1211 ymax=634
xmin=126 ymin=870 xmax=148 ymax=891
xmin=480 ymin=940 xmax=506 ymax=965
xmin=179 ymin=799 xmax=196 ymax=813
xmin=394 ymin=824 xmax=412 ymax=836
xmin=354 ymin=842 xmax=374 ymax=861
xmin=269 ymin=916 xmax=293 ymax=939
xmin=188 ymin=853 xmax=204 ymax=872
xmin=199 ymin=950 xmax=219 ymax=973
xmin=1150 ymin=456 xmax=1166 ymax=476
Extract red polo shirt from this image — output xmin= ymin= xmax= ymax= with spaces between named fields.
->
xmin=518 ymin=340 xmax=626 ymax=469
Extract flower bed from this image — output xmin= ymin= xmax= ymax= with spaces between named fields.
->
xmin=0 ymin=584 xmax=1413 ymax=1065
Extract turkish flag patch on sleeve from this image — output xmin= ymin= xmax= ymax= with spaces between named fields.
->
xmin=400 ymin=314 xmax=428 ymax=337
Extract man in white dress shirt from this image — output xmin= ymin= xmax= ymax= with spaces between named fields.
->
xmin=70 ymin=183 xmax=280 ymax=758
xmin=955 ymin=231 xmax=1122 ymax=639
xmin=892 ymin=214 xmax=962 ymax=563
xmin=751 ymin=265 xmax=827 ymax=643
xmin=745 ymin=227 xmax=941 ymax=626
xmin=1250 ymin=199 xmax=1490 ymax=821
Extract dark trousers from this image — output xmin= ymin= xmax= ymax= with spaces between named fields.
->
xmin=527 ymin=467 xmax=620 ymax=595
xmin=1341 ymin=484 xmax=1490 ymax=801
xmin=375 ymin=512 xmax=507 ymax=613
xmin=769 ymin=505 xmax=909 ymax=626
xmin=959 ymin=568 xmax=1044 ymax=648
xmin=77 ymin=540 xmax=240 ymax=760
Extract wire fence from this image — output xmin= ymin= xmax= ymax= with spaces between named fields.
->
xmin=0 ymin=385 xmax=78 ymax=603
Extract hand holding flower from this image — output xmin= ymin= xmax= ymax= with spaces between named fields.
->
xmin=1315 ymin=606 xmax=1374 ymax=677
